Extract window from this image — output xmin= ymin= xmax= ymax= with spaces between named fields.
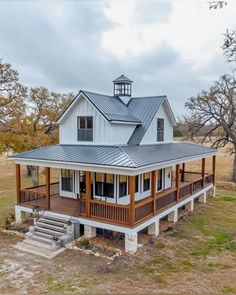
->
xmin=119 ymin=175 xmax=128 ymax=197
xmin=157 ymin=118 xmax=164 ymax=142
xmin=135 ymin=175 xmax=139 ymax=193
xmin=157 ymin=169 xmax=163 ymax=191
xmin=143 ymin=172 xmax=150 ymax=191
xmin=114 ymin=83 xmax=131 ymax=96
xmin=61 ymin=169 xmax=74 ymax=192
xmin=95 ymin=173 xmax=114 ymax=198
xmin=77 ymin=116 xmax=93 ymax=141
xmin=79 ymin=171 xmax=86 ymax=193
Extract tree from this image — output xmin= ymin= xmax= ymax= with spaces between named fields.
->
xmin=184 ymin=74 xmax=236 ymax=182
xmin=208 ymin=1 xmax=227 ymax=10
xmin=223 ymin=29 xmax=236 ymax=66
xmin=0 ymin=60 xmax=74 ymax=155
xmin=0 ymin=60 xmax=27 ymax=128
xmin=0 ymin=87 xmax=73 ymax=153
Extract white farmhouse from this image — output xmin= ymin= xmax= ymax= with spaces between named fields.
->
xmin=11 ymin=75 xmax=216 ymax=254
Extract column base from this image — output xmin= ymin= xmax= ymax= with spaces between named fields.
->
xmin=15 ymin=206 xmax=28 ymax=223
xmin=185 ymin=199 xmax=194 ymax=212
xmin=125 ymin=233 xmax=138 ymax=253
xmin=198 ymin=192 xmax=207 ymax=203
xmin=168 ymin=209 xmax=178 ymax=223
xmin=147 ymin=220 xmax=160 ymax=237
xmin=84 ymin=225 xmax=96 ymax=238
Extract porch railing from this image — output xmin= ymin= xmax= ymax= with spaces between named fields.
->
xmin=19 ymin=182 xmax=59 ymax=209
xmin=19 ymin=174 xmax=213 ymax=227
xmin=90 ymin=200 xmax=130 ymax=225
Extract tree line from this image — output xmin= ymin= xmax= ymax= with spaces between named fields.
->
xmin=0 ymin=60 xmax=73 ymax=154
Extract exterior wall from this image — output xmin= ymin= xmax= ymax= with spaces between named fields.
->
xmin=59 ymin=95 xmax=136 ymax=145
xmin=141 ymin=102 xmax=173 ymax=144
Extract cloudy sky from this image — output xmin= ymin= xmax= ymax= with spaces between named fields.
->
xmin=0 ymin=0 xmax=235 ymax=115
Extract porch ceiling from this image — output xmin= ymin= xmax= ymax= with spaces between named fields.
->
xmin=10 ymin=142 xmax=216 ymax=175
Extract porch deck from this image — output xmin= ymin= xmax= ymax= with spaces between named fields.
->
xmin=19 ymin=173 xmax=214 ymax=227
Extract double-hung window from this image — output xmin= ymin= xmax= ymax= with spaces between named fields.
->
xmin=61 ymin=169 xmax=74 ymax=192
xmin=157 ymin=169 xmax=163 ymax=191
xmin=119 ymin=175 xmax=128 ymax=197
xmin=157 ymin=118 xmax=164 ymax=142
xmin=95 ymin=173 xmax=114 ymax=198
xmin=77 ymin=116 xmax=93 ymax=141
xmin=143 ymin=172 xmax=150 ymax=191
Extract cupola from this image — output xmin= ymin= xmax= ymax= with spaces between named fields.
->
xmin=113 ymin=74 xmax=133 ymax=104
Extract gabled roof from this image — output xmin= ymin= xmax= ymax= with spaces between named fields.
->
xmin=11 ymin=142 xmax=216 ymax=170
xmin=57 ymin=90 xmax=177 ymax=145
xmin=112 ymin=74 xmax=133 ymax=83
xmin=127 ymin=96 xmax=165 ymax=145
xmin=82 ymin=91 xmax=140 ymax=123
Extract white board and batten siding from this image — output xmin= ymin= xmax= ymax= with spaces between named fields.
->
xmin=141 ymin=102 xmax=174 ymax=144
xmin=59 ymin=95 xmax=136 ymax=145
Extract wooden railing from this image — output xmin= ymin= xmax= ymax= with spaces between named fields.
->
xmin=135 ymin=197 xmax=153 ymax=222
xmin=90 ymin=200 xmax=129 ymax=225
xmin=156 ymin=189 xmax=177 ymax=210
xmin=78 ymin=198 xmax=86 ymax=216
xmin=205 ymin=174 xmax=213 ymax=184
xmin=19 ymin=182 xmax=59 ymax=209
xmin=179 ymin=183 xmax=192 ymax=199
xmin=18 ymin=174 xmax=214 ymax=227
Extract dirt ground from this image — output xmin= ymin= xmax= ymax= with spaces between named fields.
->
xmin=1 ymin=192 xmax=236 ymax=295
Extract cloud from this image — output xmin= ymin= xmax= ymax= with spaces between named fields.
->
xmin=0 ymin=0 xmax=234 ymax=117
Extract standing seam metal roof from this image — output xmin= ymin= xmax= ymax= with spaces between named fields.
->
xmin=11 ymin=143 xmax=216 ymax=169
xmin=127 ymin=96 xmax=165 ymax=145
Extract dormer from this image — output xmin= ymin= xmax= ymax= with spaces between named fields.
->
xmin=113 ymin=74 xmax=133 ymax=105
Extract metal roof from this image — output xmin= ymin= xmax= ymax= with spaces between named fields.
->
xmin=127 ymin=96 xmax=165 ymax=145
xmin=112 ymin=74 xmax=133 ymax=83
xmin=57 ymin=90 xmax=177 ymax=144
xmin=11 ymin=142 xmax=216 ymax=169
xmin=82 ymin=91 xmax=140 ymax=123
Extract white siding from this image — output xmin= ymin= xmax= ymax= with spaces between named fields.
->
xmin=141 ymin=102 xmax=173 ymax=144
xmin=59 ymin=95 xmax=136 ymax=145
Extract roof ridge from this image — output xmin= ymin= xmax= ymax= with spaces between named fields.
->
xmin=82 ymin=90 xmax=116 ymax=98
xmin=118 ymin=146 xmax=137 ymax=168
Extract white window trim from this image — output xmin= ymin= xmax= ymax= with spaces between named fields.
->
xmin=60 ymin=169 xmax=77 ymax=199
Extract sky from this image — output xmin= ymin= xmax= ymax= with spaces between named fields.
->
xmin=0 ymin=0 xmax=235 ymax=116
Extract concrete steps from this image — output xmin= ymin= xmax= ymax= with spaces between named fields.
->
xmin=14 ymin=214 xmax=72 ymax=259
xmin=14 ymin=241 xmax=65 ymax=259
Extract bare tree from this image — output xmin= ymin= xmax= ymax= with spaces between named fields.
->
xmin=208 ymin=1 xmax=227 ymax=9
xmin=223 ymin=29 xmax=236 ymax=65
xmin=184 ymin=74 xmax=236 ymax=182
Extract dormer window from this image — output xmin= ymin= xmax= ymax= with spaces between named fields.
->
xmin=157 ymin=118 xmax=164 ymax=142
xmin=77 ymin=116 xmax=93 ymax=141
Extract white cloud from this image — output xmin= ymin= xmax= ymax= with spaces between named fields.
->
xmin=102 ymin=0 xmax=236 ymax=68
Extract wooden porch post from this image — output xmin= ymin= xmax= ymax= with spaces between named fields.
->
xmin=176 ymin=164 xmax=180 ymax=201
xmin=85 ymin=171 xmax=91 ymax=218
xmin=181 ymin=163 xmax=185 ymax=182
xmin=45 ymin=167 xmax=50 ymax=210
xmin=16 ymin=164 xmax=21 ymax=204
xmin=212 ymin=155 xmax=216 ymax=184
xmin=202 ymin=158 xmax=206 ymax=187
xmin=129 ymin=176 xmax=135 ymax=227
xmin=151 ymin=170 xmax=157 ymax=213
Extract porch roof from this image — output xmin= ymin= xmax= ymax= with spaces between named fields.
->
xmin=11 ymin=142 xmax=216 ymax=173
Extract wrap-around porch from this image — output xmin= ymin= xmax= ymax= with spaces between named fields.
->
xmin=15 ymin=156 xmax=216 ymax=228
